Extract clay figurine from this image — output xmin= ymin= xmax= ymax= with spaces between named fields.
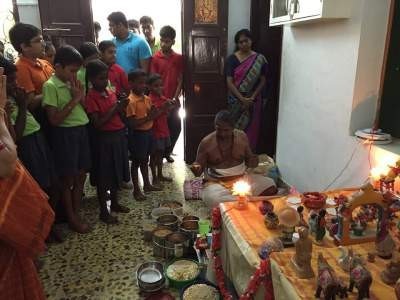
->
xmin=348 ymin=255 xmax=372 ymax=300
xmin=376 ymin=216 xmax=395 ymax=259
xmin=258 ymin=237 xmax=284 ymax=259
xmin=259 ymin=200 xmax=274 ymax=215
xmin=315 ymin=253 xmax=339 ymax=300
xmin=309 ymin=209 xmax=327 ymax=244
xmin=291 ymin=226 xmax=314 ymax=279
xmin=380 ymin=254 xmax=400 ymax=285
xmin=264 ymin=211 xmax=279 ymax=229
xmin=337 ymin=246 xmax=353 ymax=272
xmin=277 ymin=207 xmax=300 ymax=247
xmin=297 ymin=205 xmax=308 ymax=228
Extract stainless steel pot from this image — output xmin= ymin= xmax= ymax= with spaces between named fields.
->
xmin=180 ymin=220 xmax=199 ymax=246
xmin=165 ymin=232 xmax=190 ymax=259
xmin=157 ymin=214 xmax=179 ymax=231
xmin=136 ymin=261 xmax=165 ymax=292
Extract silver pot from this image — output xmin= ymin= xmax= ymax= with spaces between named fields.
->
xmin=165 ymin=232 xmax=190 ymax=259
xmin=157 ymin=214 xmax=179 ymax=231
xmin=136 ymin=261 xmax=165 ymax=292
xmin=182 ymin=215 xmax=200 ymax=222
xmin=180 ymin=220 xmax=199 ymax=245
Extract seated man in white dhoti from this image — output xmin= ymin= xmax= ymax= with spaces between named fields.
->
xmin=190 ymin=110 xmax=277 ymax=208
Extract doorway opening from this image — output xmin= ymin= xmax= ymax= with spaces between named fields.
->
xmin=91 ymin=0 xmax=185 ymax=159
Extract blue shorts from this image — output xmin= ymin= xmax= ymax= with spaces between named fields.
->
xmin=128 ymin=129 xmax=153 ymax=161
xmin=51 ymin=125 xmax=91 ymax=177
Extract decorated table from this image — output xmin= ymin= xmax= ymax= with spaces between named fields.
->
xmin=212 ymin=189 xmax=398 ymax=299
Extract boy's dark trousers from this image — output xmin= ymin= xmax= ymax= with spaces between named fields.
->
xmin=166 ymin=107 xmax=181 ymax=156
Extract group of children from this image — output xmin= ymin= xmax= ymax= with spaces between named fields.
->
xmin=1 ymin=21 xmax=183 ymax=234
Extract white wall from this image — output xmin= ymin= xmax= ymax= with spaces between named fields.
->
xmin=276 ymin=0 xmax=391 ymax=192
xmin=228 ymin=0 xmax=251 ymax=54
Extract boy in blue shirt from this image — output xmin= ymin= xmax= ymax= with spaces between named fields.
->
xmin=108 ymin=12 xmax=152 ymax=74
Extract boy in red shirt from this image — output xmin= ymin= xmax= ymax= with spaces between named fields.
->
xmin=150 ymin=25 xmax=183 ymax=163
xmin=99 ymin=40 xmax=129 ymax=97
xmin=147 ymin=74 xmax=175 ymax=186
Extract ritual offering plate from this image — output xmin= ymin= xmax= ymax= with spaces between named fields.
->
xmin=301 ymin=192 xmax=327 ymax=209
xmin=287 ymin=196 xmax=301 ymax=205
xmin=326 ymin=198 xmax=336 ymax=206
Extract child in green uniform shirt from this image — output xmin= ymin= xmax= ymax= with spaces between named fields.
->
xmin=43 ymin=45 xmax=91 ymax=234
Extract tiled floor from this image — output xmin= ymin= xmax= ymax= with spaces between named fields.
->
xmin=39 ymin=139 xmax=209 ymax=299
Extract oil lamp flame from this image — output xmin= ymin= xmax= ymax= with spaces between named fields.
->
xmin=370 ymin=166 xmax=390 ymax=180
xmin=232 ymin=180 xmax=251 ymax=196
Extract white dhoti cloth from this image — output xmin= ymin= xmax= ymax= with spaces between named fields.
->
xmin=201 ymin=163 xmax=276 ymax=208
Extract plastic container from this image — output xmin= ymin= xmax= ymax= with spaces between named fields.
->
xmin=198 ymin=219 xmax=211 ymax=235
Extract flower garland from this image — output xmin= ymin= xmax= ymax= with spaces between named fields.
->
xmin=211 ymin=207 xmax=274 ymax=300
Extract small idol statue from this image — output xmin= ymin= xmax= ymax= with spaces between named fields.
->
xmin=291 ymin=226 xmax=314 ymax=278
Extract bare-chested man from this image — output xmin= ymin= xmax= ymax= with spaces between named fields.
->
xmin=191 ymin=110 xmax=276 ymax=208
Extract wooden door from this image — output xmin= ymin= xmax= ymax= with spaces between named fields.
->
xmin=379 ymin=0 xmax=400 ymax=137
xmin=250 ymin=0 xmax=283 ymax=156
xmin=38 ymin=0 xmax=94 ymax=49
xmin=182 ymin=0 xmax=228 ymax=163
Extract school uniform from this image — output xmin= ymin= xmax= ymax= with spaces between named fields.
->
xmin=42 ymin=75 xmax=91 ymax=177
xmin=85 ymin=88 xmax=129 ymax=188
xmin=15 ymin=56 xmax=54 ymax=141
xmin=108 ymin=63 xmax=129 ymax=96
xmin=126 ymin=93 xmax=153 ymax=161
xmin=150 ymin=50 xmax=183 ymax=154
xmin=149 ymin=92 xmax=171 ymax=152
xmin=9 ymin=100 xmax=55 ymax=189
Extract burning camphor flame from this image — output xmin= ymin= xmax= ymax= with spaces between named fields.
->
xmin=232 ymin=180 xmax=251 ymax=196
xmin=370 ymin=152 xmax=399 ymax=180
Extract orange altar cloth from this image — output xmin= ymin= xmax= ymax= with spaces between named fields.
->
xmin=220 ymin=191 xmax=397 ymax=300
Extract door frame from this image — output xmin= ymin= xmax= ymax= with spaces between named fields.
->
xmin=374 ymin=0 xmax=395 ymax=129
xmin=250 ymin=0 xmax=283 ymax=157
